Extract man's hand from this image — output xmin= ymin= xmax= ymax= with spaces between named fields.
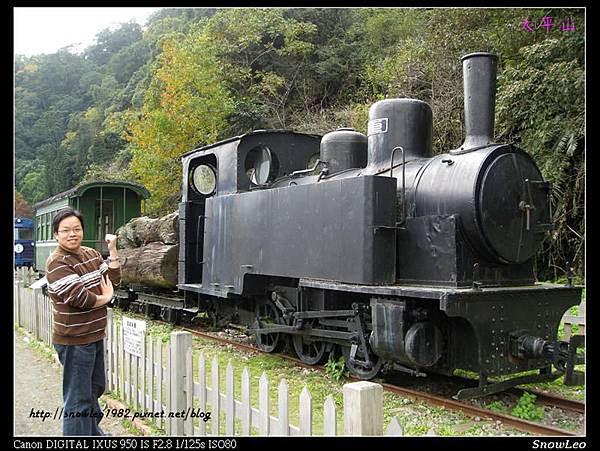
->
xmin=99 ymin=274 xmax=114 ymax=304
xmin=105 ymin=233 xmax=117 ymax=253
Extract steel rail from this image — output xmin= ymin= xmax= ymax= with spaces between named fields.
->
xmin=377 ymin=381 xmax=578 ymax=436
xmin=176 ymin=324 xmax=582 ymax=436
xmin=447 ymin=375 xmax=585 ymax=414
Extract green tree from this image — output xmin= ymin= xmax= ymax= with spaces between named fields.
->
xmin=19 ymin=170 xmax=47 ymax=205
xmin=84 ymin=21 xmax=144 ymax=67
xmin=106 ymin=40 xmax=152 ymax=85
xmin=282 ymin=9 xmax=368 ymax=120
xmin=497 ymin=33 xmax=585 ymax=279
xmin=15 ymin=50 xmax=96 ymax=202
xmin=203 ymin=9 xmax=316 ymax=132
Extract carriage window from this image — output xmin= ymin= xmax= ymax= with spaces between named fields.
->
xmin=245 ymin=145 xmax=279 ymax=185
xmin=96 ymin=200 xmax=114 ymax=242
xmin=45 ymin=213 xmax=50 ymax=240
xmin=20 ymin=229 xmax=33 ymax=240
xmin=191 ymin=164 xmax=217 ymax=195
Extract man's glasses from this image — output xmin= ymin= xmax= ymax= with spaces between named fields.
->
xmin=57 ymin=228 xmax=83 ymax=235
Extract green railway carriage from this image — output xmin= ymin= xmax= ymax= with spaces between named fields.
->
xmin=33 ymin=180 xmax=150 ymax=271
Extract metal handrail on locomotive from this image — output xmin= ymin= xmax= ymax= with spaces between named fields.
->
xmin=127 ymin=53 xmax=584 ymax=399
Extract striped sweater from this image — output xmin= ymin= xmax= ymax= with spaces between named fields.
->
xmin=46 ymin=245 xmax=121 ymax=345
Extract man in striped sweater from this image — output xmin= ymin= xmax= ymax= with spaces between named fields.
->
xmin=46 ymin=208 xmax=121 ymax=436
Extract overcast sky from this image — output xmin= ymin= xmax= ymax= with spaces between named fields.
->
xmin=14 ymin=7 xmax=164 ymax=57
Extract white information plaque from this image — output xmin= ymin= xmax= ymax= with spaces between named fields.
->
xmin=122 ymin=316 xmax=146 ymax=357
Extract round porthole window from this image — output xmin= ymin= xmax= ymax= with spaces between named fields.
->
xmin=191 ymin=164 xmax=217 ymax=195
xmin=245 ymin=145 xmax=279 ymax=185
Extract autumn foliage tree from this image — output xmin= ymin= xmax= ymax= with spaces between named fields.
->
xmin=15 ymin=191 xmax=33 ymax=218
xmin=126 ymin=23 xmax=234 ymax=216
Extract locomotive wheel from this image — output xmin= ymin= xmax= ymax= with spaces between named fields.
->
xmin=341 ymin=345 xmax=383 ymax=380
xmin=292 ymin=326 xmax=327 ymax=365
xmin=252 ymin=299 xmax=285 ymax=353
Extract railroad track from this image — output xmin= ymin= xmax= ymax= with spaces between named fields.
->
xmin=122 ymin=309 xmax=585 ymax=436
xmin=177 ymin=325 xmax=584 ymax=436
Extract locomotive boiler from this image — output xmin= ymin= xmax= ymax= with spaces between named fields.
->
xmin=172 ymin=52 xmax=583 ymax=398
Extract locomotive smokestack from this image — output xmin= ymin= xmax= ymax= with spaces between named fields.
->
xmin=455 ymin=52 xmax=498 ymax=153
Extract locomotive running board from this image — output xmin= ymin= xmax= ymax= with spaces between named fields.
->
xmin=454 ymin=371 xmax=564 ymax=400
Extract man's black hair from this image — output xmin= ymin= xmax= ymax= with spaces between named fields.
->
xmin=52 ymin=208 xmax=85 ymax=234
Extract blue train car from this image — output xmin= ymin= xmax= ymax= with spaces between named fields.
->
xmin=14 ymin=217 xmax=35 ymax=268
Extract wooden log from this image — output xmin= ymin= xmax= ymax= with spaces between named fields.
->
xmin=119 ymin=242 xmax=179 ymax=289
xmin=117 ymin=217 xmax=146 ymax=249
xmin=117 ymin=212 xmax=179 ymax=249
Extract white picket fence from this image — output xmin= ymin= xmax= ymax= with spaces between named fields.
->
xmin=13 ymin=269 xmax=407 ymax=436
xmin=14 ymin=267 xmax=54 ymax=347
xmin=104 ymin=308 xmax=402 ymax=436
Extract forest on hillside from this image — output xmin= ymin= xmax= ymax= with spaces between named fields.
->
xmin=14 ymin=8 xmax=585 ymax=279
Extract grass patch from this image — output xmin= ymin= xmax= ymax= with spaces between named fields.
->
xmin=485 ymin=400 xmax=509 ymax=414
xmin=511 ymin=392 xmax=544 ymax=421
xmin=323 ymin=355 xmax=349 ymax=383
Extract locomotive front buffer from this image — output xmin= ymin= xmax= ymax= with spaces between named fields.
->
xmin=453 ymin=331 xmax=584 ymax=400
xmin=437 ymin=285 xmax=585 ymax=400
xmin=509 ymin=332 xmax=585 ymax=387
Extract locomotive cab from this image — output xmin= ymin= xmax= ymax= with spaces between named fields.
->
xmin=178 ymin=131 xmax=321 ymax=293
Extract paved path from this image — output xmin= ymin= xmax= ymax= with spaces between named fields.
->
xmin=14 ymin=331 xmax=131 ymax=436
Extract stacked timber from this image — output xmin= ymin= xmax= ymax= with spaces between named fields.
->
xmin=116 ymin=212 xmax=179 ymax=289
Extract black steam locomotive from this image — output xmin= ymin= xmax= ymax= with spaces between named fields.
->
xmin=129 ymin=53 xmax=584 ymax=398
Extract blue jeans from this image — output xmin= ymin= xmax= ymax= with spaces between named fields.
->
xmin=54 ymin=341 xmax=106 ymax=436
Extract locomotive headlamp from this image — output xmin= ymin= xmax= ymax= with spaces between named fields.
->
xmin=191 ymin=164 xmax=216 ymax=195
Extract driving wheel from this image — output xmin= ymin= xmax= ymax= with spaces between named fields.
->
xmin=292 ymin=322 xmax=327 ymax=365
xmin=341 ymin=344 xmax=383 ymax=380
xmin=252 ymin=299 xmax=285 ymax=353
